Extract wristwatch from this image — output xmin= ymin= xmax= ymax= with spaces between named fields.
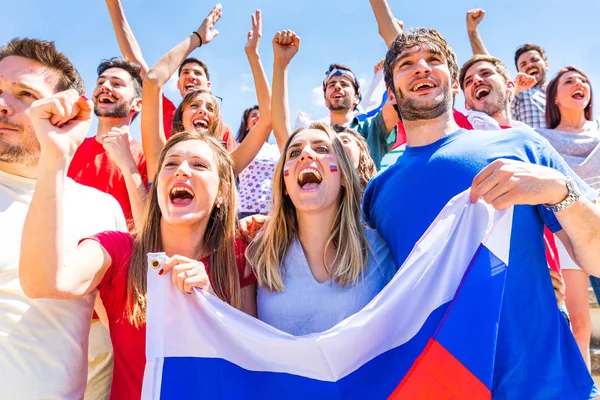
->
xmin=544 ymin=177 xmax=581 ymax=212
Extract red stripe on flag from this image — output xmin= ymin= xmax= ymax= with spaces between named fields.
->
xmin=388 ymin=339 xmax=490 ymax=400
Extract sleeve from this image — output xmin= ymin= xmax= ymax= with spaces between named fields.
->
xmin=535 ymin=139 xmax=598 ymax=233
xmin=234 ymin=238 xmax=256 ymax=288
xmin=79 ymin=231 xmax=134 ymax=289
xmin=355 ymin=112 xmax=397 ymax=169
xmin=162 ymin=94 xmax=177 ymax=140
xmin=222 ymin=124 xmax=238 ymax=152
xmin=362 ymin=179 xmax=376 ymax=228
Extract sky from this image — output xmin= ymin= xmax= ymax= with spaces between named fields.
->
xmin=2 ymin=0 xmax=600 ymax=141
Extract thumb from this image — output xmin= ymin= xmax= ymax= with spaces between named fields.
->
xmin=212 ymin=29 xmax=220 ymax=39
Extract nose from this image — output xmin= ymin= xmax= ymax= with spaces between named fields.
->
xmin=174 ymin=161 xmax=192 ymax=177
xmin=299 ymin=147 xmax=316 ymax=161
xmin=414 ymin=58 xmax=432 ymax=75
xmin=473 ymin=74 xmax=483 ymax=84
xmin=0 ymin=95 xmax=14 ymax=116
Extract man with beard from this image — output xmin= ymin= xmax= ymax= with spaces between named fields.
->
xmin=0 ymin=38 xmax=126 ymax=400
xmin=363 ymin=27 xmax=600 ymax=398
xmin=68 ymin=57 xmax=147 ymax=229
xmin=322 ymin=63 xmax=398 ymax=170
xmin=466 ymin=9 xmax=549 ymax=128
xmin=459 ymin=54 xmax=528 ymax=129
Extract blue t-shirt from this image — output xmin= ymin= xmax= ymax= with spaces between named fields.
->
xmin=363 ymin=128 xmax=597 ymax=399
xmin=257 ymin=226 xmax=396 ymax=336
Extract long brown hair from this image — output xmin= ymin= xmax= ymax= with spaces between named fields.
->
xmin=545 ymin=66 xmax=594 ymax=129
xmin=246 ymin=122 xmax=369 ymax=291
xmin=171 ymin=88 xmax=224 ymax=139
xmin=127 ymin=131 xmax=240 ymax=327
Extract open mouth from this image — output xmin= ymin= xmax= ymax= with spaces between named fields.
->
xmin=331 ymin=92 xmax=345 ymax=100
xmin=97 ymin=94 xmax=117 ymax=104
xmin=169 ymin=184 xmax=195 ymax=206
xmin=185 ymin=83 xmax=199 ymax=92
xmin=572 ymin=89 xmax=585 ymax=100
xmin=526 ymin=67 xmax=539 ymax=76
xmin=474 ymin=85 xmax=491 ymax=100
xmin=410 ymin=80 xmax=436 ymax=92
xmin=192 ymin=118 xmax=209 ymax=130
xmin=297 ymin=167 xmax=323 ymax=191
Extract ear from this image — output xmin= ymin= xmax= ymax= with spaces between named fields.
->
xmin=464 ymin=99 xmax=471 ymax=111
xmin=451 ymin=80 xmax=460 ymax=96
xmin=506 ymin=80 xmax=515 ymax=96
xmin=207 ymin=81 xmax=212 ymax=89
xmin=387 ymin=88 xmax=397 ymax=105
xmin=130 ymin=98 xmax=142 ymax=114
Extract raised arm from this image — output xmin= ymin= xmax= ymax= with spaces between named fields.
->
xmin=271 ymin=30 xmax=300 ymax=151
xmin=105 ymin=0 xmax=150 ymax=76
xmin=369 ymin=0 xmax=403 ymax=48
xmin=229 ymin=10 xmax=273 ymax=176
xmin=19 ymin=91 xmax=111 ymax=299
xmin=466 ymin=9 xmax=490 ymax=56
xmin=141 ymin=4 xmax=222 ymax=180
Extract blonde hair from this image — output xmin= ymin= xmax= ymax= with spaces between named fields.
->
xmin=171 ymin=88 xmax=224 ymax=140
xmin=246 ymin=122 xmax=369 ymax=291
xmin=126 ymin=131 xmax=240 ymax=327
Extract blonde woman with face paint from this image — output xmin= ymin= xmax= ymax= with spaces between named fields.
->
xmin=246 ymin=123 xmax=396 ymax=336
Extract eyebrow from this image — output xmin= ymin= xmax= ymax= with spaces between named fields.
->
xmin=12 ymin=82 xmax=43 ymax=97
xmin=396 ymin=49 xmax=440 ymax=64
xmin=97 ymin=75 xmax=127 ymax=83
xmin=288 ymin=139 xmax=328 ymax=150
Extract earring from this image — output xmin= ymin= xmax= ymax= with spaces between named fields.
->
xmin=216 ymin=203 xmax=221 ymax=209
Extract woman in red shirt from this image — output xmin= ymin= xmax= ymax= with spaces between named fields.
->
xmin=20 ymin=130 xmax=256 ymax=399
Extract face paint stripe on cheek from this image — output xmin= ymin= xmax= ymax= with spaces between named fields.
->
xmin=329 ymin=164 xmax=338 ymax=173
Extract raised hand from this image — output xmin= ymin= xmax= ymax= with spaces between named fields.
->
xmin=101 ymin=126 xmax=136 ymax=172
xmin=197 ymin=3 xmax=223 ymax=45
xmin=466 ymin=8 xmax=485 ymax=32
xmin=374 ymin=59 xmax=385 ymax=74
xmin=160 ymin=255 xmax=211 ymax=294
xmin=245 ymin=10 xmax=262 ymax=56
xmin=514 ymin=72 xmax=537 ymax=94
xmin=273 ymin=30 xmax=300 ymax=67
xmin=27 ymin=89 xmax=93 ymax=164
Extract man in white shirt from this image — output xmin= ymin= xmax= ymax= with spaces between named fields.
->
xmin=0 ymin=38 xmax=126 ymax=399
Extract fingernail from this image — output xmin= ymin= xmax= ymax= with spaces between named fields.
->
xmin=158 ymin=269 xmax=164 ymax=275
xmin=81 ymin=95 xmax=89 ymax=101
xmin=58 ymin=123 xmax=65 ymax=129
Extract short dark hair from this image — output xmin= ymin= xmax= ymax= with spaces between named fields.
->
xmin=178 ymin=57 xmax=210 ymax=81
xmin=0 ymin=37 xmax=85 ymax=95
xmin=236 ymin=105 xmax=259 ymax=143
xmin=97 ymin=57 xmax=143 ymax=98
xmin=514 ymin=43 xmax=547 ymax=70
xmin=383 ymin=28 xmax=458 ymax=120
xmin=458 ymin=55 xmax=511 ymax=90
xmin=323 ymin=64 xmax=360 ymax=94
xmin=545 ymin=66 xmax=593 ymax=129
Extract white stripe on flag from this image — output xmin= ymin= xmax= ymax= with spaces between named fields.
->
xmin=143 ymin=190 xmax=512 ymax=398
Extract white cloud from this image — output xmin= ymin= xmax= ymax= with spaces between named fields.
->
xmin=240 ymin=73 xmax=254 ymax=93
xmin=311 ymin=86 xmax=325 ymax=107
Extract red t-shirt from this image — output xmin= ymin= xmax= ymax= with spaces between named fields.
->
xmin=68 ymin=137 xmax=147 ymax=228
xmin=82 ymin=231 xmax=255 ymax=400
xmin=391 ymin=110 xmax=473 ymax=150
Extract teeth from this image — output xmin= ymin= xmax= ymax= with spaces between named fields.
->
xmin=170 ymin=186 xmax=194 ymax=196
xmin=299 ymin=168 xmax=322 ymax=179
xmin=475 ymin=86 xmax=490 ymax=99
xmin=411 ymin=81 xmax=434 ymax=91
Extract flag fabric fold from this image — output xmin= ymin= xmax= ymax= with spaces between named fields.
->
xmin=142 ymin=190 xmax=512 ymax=400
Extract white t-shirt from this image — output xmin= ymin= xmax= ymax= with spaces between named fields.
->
xmin=238 ymin=142 xmax=280 ymax=214
xmin=0 ymin=169 xmax=126 ymax=399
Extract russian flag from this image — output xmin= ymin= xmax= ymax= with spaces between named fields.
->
xmin=142 ymin=190 xmax=512 ymax=399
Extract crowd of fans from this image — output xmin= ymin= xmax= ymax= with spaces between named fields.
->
xmin=2 ymin=0 xmax=600 ymax=399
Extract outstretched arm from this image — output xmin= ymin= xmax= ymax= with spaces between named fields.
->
xmin=105 ymin=0 xmax=150 ymax=76
xmin=369 ymin=0 xmax=403 ymax=48
xmin=466 ymin=9 xmax=490 ymax=56
xmin=19 ymin=91 xmax=111 ymax=299
xmin=141 ymin=4 xmax=222 ymax=180
xmin=229 ymin=10 xmax=273 ymax=176
xmin=271 ymin=30 xmax=300 ymax=151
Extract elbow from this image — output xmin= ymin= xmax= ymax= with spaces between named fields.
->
xmin=143 ymin=72 xmax=163 ymax=90
xmin=20 ymin=279 xmax=58 ymax=299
